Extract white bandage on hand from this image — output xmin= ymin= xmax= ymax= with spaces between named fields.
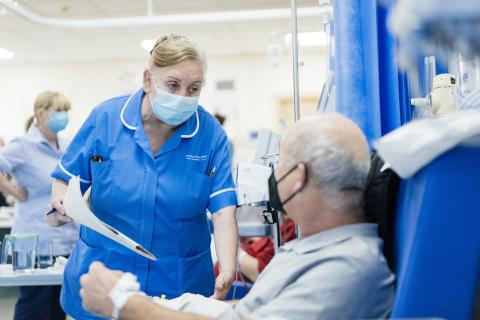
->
xmin=108 ymin=272 xmax=145 ymax=319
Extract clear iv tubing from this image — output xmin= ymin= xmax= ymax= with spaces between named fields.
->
xmin=321 ymin=15 xmax=333 ymax=112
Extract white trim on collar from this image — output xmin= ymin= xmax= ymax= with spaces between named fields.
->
xmin=120 ymin=91 xmax=138 ymax=131
xmin=181 ymin=110 xmax=199 ymax=139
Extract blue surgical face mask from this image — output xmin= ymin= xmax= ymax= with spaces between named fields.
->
xmin=47 ymin=111 xmax=69 ymax=133
xmin=150 ymin=85 xmax=199 ymax=126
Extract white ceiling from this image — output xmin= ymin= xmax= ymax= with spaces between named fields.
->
xmin=0 ymin=0 xmax=324 ymax=63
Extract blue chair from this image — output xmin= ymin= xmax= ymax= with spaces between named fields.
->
xmin=392 ymin=146 xmax=480 ymax=319
xmin=226 ymin=280 xmax=253 ymax=300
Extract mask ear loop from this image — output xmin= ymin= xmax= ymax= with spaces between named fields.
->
xmin=276 ymin=164 xmax=299 ymax=183
xmin=279 ymin=163 xmax=308 ymax=205
xmin=149 ymin=71 xmax=159 ymax=90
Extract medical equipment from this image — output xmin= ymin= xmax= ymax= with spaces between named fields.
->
xmin=236 ymin=128 xmax=280 ymax=208
xmin=457 ymin=54 xmax=480 ymax=110
xmin=458 ymin=55 xmax=480 ymax=96
xmin=317 ymin=0 xmax=335 ymax=113
xmin=236 ymin=128 xmax=283 ymax=250
xmin=253 ymin=129 xmax=281 ymax=166
xmin=387 ymin=0 xmax=480 ymax=106
xmin=411 ymin=73 xmax=457 ymax=116
xmin=236 ymin=163 xmax=271 ymax=207
xmin=291 ymin=0 xmax=301 ymax=122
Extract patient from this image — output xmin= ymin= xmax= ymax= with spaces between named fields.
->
xmin=80 ymin=114 xmax=395 ymax=320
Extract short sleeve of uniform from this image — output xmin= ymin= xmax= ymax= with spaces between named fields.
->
xmin=51 ymin=110 xmax=96 ymax=186
xmin=0 ymin=137 xmax=26 ymax=174
xmin=207 ymin=131 xmax=237 ymax=213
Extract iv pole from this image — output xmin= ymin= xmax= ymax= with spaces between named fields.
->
xmin=291 ymin=0 xmax=301 ymax=122
xmin=270 ymin=0 xmax=302 ymax=250
xmin=291 ymin=0 xmax=302 ymax=241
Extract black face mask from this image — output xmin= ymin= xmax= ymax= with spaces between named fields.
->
xmin=268 ymin=164 xmax=307 ymax=215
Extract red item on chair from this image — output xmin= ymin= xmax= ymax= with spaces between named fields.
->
xmin=214 ymin=219 xmax=296 ymax=279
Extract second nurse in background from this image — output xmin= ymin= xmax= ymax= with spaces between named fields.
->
xmin=0 ymin=91 xmax=78 ymax=320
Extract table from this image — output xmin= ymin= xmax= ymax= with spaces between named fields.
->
xmin=0 ymin=265 xmax=63 ymax=286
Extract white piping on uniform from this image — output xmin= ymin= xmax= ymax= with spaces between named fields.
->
xmin=58 ymin=161 xmax=91 ymax=184
xmin=210 ymin=187 xmax=236 ymax=199
xmin=120 ymin=91 xmax=138 ymax=130
xmin=181 ymin=110 xmax=199 ymax=139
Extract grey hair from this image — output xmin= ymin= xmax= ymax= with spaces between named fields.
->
xmin=282 ymin=119 xmax=370 ymax=212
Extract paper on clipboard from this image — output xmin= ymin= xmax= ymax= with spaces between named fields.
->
xmin=63 ymin=176 xmax=157 ymax=261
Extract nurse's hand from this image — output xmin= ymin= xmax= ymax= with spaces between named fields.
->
xmin=48 ymin=179 xmax=72 ymax=227
xmin=211 ymin=271 xmax=235 ymax=300
xmin=46 ymin=197 xmax=72 ymax=227
xmin=80 ymin=262 xmax=123 ymax=318
xmin=0 ymin=172 xmax=28 ymax=202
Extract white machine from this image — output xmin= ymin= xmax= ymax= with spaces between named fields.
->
xmin=236 ymin=128 xmax=281 ymax=208
xmin=411 ymin=73 xmax=457 ymax=115
xmin=235 ymin=129 xmax=282 ymax=250
xmin=235 ymin=163 xmax=271 ymax=207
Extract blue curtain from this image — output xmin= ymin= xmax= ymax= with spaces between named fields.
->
xmin=334 ymin=0 xmax=411 ymax=142
xmin=334 ymin=0 xmax=381 ymax=142
xmin=398 ymin=72 xmax=412 ymax=124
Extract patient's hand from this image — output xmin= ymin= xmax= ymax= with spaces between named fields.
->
xmin=211 ymin=271 xmax=235 ymax=300
xmin=80 ymin=262 xmax=124 ymax=317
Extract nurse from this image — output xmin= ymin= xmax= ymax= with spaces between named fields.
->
xmin=47 ymin=34 xmax=238 ymax=319
xmin=0 ymin=91 xmax=79 ymax=320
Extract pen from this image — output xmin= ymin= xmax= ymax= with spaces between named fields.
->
xmin=209 ymin=166 xmax=216 ymax=177
xmin=46 ymin=200 xmax=63 ymax=215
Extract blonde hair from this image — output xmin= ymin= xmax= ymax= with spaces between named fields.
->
xmin=149 ymin=34 xmax=207 ymax=72
xmin=25 ymin=91 xmax=71 ymax=131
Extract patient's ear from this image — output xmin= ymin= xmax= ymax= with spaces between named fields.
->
xmin=293 ymin=163 xmax=308 ymax=193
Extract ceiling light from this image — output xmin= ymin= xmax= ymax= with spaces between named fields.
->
xmin=0 ymin=47 xmax=14 ymax=59
xmin=284 ymin=32 xmax=328 ymax=47
xmin=141 ymin=39 xmax=156 ymax=53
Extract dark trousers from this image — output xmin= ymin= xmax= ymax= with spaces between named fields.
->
xmin=13 ymin=285 xmax=65 ymax=320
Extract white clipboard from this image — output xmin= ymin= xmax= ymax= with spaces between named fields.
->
xmin=63 ymin=176 xmax=157 ymax=261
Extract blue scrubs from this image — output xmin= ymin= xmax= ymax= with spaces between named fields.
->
xmin=51 ymin=88 xmax=237 ymax=319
